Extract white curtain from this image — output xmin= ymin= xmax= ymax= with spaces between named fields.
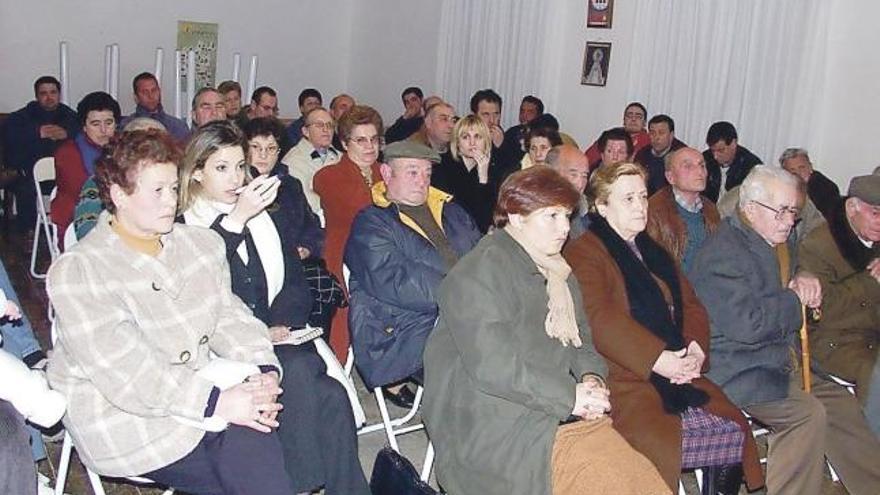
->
xmin=436 ymin=0 xmax=558 ymax=126
xmin=625 ymin=0 xmax=831 ymax=163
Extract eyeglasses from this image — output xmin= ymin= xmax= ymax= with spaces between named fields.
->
xmin=349 ymin=135 xmax=382 ymax=147
xmin=752 ymin=200 xmax=800 ymax=221
xmin=308 ymin=121 xmax=334 ymax=131
xmin=249 ymin=143 xmax=279 ymax=156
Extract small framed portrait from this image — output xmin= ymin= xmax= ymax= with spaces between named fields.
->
xmin=587 ymin=0 xmax=614 ymax=29
xmin=581 ymin=42 xmax=611 ymax=87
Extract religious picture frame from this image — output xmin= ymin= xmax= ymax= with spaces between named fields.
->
xmin=587 ymin=0 xmax=614 ymax=29
xmin=581 ymin=42 xmax=611 ymax=87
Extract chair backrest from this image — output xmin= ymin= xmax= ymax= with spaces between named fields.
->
xmin=63 ymin=224 xmax=77 ymax=250
xmin=33 ymin=157 xmax=56 ymax=183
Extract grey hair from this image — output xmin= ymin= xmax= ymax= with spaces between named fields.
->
xmin=738 ymin=165 xmax=799 ymax=210
xmin=191 ymin=87 xmax=220 ymax=111
xmin=778 ymin=147 xmax=810 ymax=166
xmin=122 ymin=117 xmax=167 ymax=133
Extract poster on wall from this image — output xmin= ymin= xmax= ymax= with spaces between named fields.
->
xmin=581 ymin=42 xmax=611 ymax=86
xmin=177 ymin=21 xmax=218 ymax=90
xmin=586 ymin=0 xmax=614 ymax=28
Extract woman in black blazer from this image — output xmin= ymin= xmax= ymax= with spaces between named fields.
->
xmin=178 ymin=120 xmax=369 ymax=495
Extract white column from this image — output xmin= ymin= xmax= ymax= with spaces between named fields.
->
xmin=232 ymin=52 xmax=241 ymax=83
xmin=103 ymin=45 xmax=112 ymax=93
xmin=246 ymin=55 xmax=258 ymax=104
xmin=154 ymin=47 xmax=164 ymax=84
xmin=174 ymin=50 xmax=182 ymax=119
xmin=109 ymin=44 xmax=119 ymax=100
xmin=59 ymin=42 xmax=70 ymax=105
xmin=186 ymin=50 xmax=196 ymax=128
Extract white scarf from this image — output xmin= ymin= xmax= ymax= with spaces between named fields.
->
xmin=184 ymin=198 xmax=285 ymax=305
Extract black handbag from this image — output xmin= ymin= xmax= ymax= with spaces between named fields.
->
xmin=370 ymin=446 xmax=437 ymax=495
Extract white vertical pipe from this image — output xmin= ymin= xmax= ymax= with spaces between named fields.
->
xmin=186 ymin=50 xmax=196 ymax=128
xmin=174 ymin=50 xmax=182 ymax=119
xmin=154 ymin=47 xmax=164 ymax=85
xmin=59 ymin=42 xmax=70 ymax=105
xmin=104 ymin=45 xmax=112 ymax=93
xmin=109 ymin=44 xmax=119 ymax=100
xmin=246 ymin=55 xmax=258 ymax=104
xmin=232 ymin=52 xmax=241 ymax=83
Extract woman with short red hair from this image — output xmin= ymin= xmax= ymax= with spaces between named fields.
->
xmin=423 ymin=167 xmax=668 ymax=494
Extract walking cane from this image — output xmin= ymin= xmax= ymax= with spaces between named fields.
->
xmin=799 ymin=305 xmax=812 ymax=392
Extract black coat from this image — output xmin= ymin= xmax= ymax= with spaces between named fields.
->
xmin=432 ymin=151 xmax=505 ymax=233
xmin=385 ymin=115 xmax=424 ymax=144
xmin=807 ymin=170 xmax=842 ymax=220
xmin=635 ymin=138 xmax=687 ymax=196
xmin=2 ymin=101 xmax=79 ymax=172
xmin=264 ymin=163 xmax=325 ymax=257
xmin=703 ymin=145 xmax=763 ymax=203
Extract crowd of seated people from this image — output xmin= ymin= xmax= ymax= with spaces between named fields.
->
xmin=2 ymin=71 xmax=880 ymax=495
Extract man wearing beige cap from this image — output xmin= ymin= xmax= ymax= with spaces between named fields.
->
xmin=799 ymin=172 xmax=880 ymax=439
xmin=344 ymin=141 xmax=480 ymax=406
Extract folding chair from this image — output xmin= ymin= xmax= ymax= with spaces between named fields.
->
xmin=342 ymin=263 xmax=434 ymax=481
xmin=30 ymin=157 xmax=59 ymax=279
xmin=62 ymin=223 xmax=77 ymax=251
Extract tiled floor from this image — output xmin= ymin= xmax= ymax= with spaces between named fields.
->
xmin=2 ymin=223 xmax=849 ymax=494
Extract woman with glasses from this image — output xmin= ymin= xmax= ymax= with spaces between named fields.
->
xmin=178 ymin=121 xmax=369 ymax=494
xmin=313 ymin=105 xmax=384 ymax=361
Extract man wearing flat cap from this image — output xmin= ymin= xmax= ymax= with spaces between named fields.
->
xmin=799 ymin=172 xmax=880 ymax=439
xmin=344 ymin=141 xmax=481 ymax=405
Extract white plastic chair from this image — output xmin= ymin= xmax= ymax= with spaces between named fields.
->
xmin=62 ymin=222 xmax=77 ymax=251
xmin=30 ymin=157 xmax=59 ymax=279
xmin=342 ymin=263 xmax=434 ymax=481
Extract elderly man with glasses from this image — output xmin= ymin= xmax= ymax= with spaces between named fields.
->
xmin=281 ymin=106 xmax=341 ymax=214
xmin=689 ymin=166 xmax=880 ymax=495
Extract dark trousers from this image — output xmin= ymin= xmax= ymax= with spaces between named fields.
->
xmin=12 ymin=174 xmax=53 ymax=232
xmin=274 ymin=343 xmax=370 ymax=494
xmin=144 ymin=425 xmax=294 ymax=495
xmin=0 ymin=400 xmax=36 ymax=495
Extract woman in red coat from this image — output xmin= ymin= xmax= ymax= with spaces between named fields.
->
xmin=563 ymin=162 xmax=762 ymax=493
xmin=313 ymin=105 xmax=383 ymax=363
xmin=51 ymin=92 xmax=119 ymax=244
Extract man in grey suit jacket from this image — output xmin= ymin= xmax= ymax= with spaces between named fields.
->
xmin=689 ymin=166 xmax=880 ymax=495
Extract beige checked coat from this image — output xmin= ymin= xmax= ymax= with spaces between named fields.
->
xmin=46 ymin=214 xmax=280 ymax=477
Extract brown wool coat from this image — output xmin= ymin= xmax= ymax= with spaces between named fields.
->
xmin=313 ymin=155 xmax=382 ymax=361
xmin=563 ymin=232 xmax=763 ymax=491
xmin=646 ymin=186 xmax=720 ymax=264
xmin=797 ymin=203 xmax=880 ymax=398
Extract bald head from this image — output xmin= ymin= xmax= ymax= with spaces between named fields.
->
xmin=546 ymin=144 xmax=589 ymax=193
xmin=422 ymin=95 xmax=443 ymax=113
xmin=665 ymin=147 xmax=707 ymax=195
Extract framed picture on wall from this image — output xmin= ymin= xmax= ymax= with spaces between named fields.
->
xmin=586 ymin=0 xmax=614 ymax=28
xmin=581 ymin=42 xmax=611 ymax=86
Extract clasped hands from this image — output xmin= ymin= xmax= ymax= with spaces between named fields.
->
xmin=652 ymin=341 xmax=705 ymax=385
xmin=215 ymin=371 xmax=283 ymax=433
xmin=571 ymin=375 xmax=611 ymax=420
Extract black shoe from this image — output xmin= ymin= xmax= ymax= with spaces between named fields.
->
xmin=704 ymin=463 xmax=743 ymax=495
xmin=383 ymin=385 xmax=416 ymax=409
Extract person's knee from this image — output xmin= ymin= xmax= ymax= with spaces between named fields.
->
xmin=0 ymin=401 xmax=29 ymax=456
xmin=798 ymin=395 xmax=828 ymax=437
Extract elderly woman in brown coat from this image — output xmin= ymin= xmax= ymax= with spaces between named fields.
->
xmin=563 ymin=162 xmax=763 ymax=493
xmin=424 ymin=167 xmax=668 ymax=495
